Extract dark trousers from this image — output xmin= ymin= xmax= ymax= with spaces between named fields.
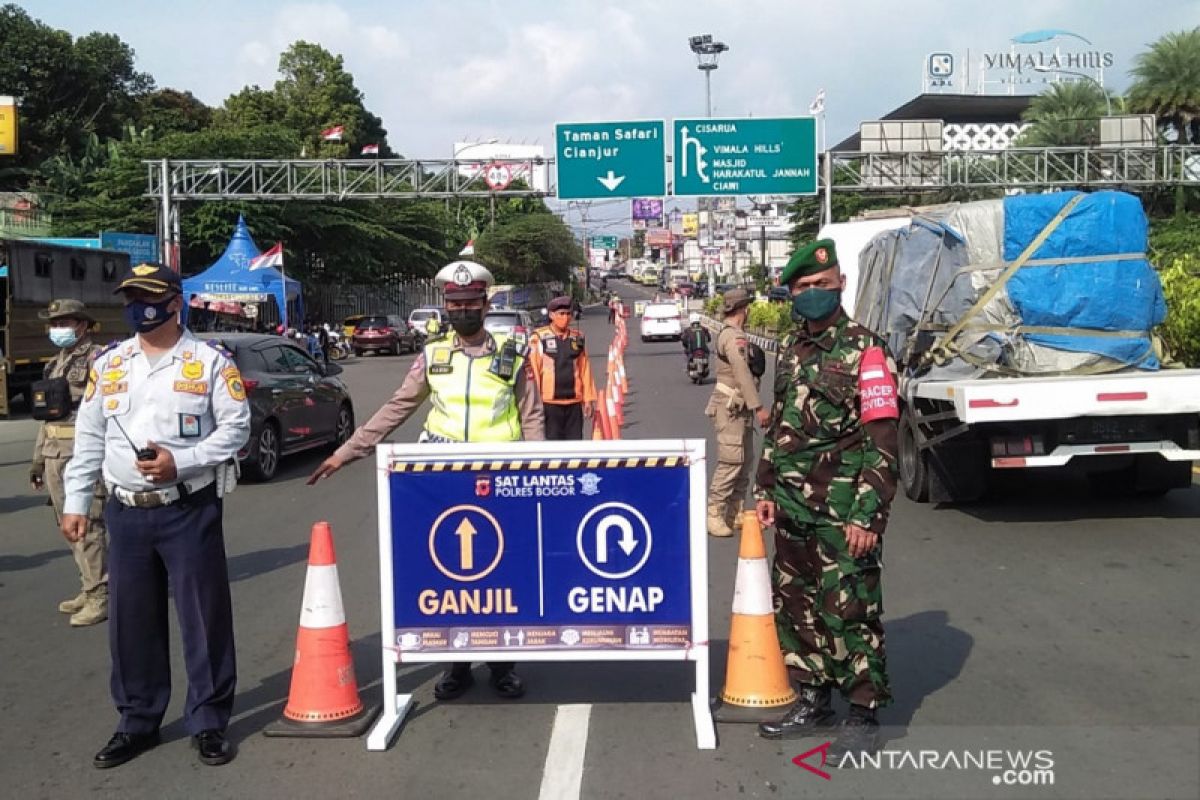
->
xmin=104 ymin=486 xmax=236 ymax=735
xmin=544 ymin=402 xmax=585 ymax=440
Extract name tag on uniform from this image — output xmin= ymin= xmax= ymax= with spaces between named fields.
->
xmin=174 ymin=380 xmax=208 ymax=395
xmin=179 ymin=413 xmax=202 ymax=438
xmin=429 ymin=365 xmax=453 ymax=375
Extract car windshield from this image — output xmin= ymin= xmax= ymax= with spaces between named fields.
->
xmin=409 ymin=310 xmax=436 ymax=322
xmin=358 ymin=316 xmax=389 ymax=328
xmin=485 ymin=312 xmax=521 ymax=328
xmin=644 ymin=304 xmax=679 ymax=319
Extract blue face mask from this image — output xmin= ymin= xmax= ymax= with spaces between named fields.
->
xmin=123 ymin=298 xmax=176 ymax=333
xmin=49 ymin=326 xmax=79 ymax=348
xmin=790 ymin=288 xmax=841 ymax=322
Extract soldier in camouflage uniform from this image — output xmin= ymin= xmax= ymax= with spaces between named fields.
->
xmin=754 ymin=240 xmax=899 ymax=761
xmin=29 ymin=299 xmax=109 ymax=626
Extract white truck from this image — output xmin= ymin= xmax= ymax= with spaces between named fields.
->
xmin=825 ymin=192 xmax=1200 ymax=503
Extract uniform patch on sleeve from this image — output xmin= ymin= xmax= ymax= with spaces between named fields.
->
xmin=222 ymin=366 xmax=247 ymax=402
xmin=858 ymin=345 xmax=899 ymax=423
xmin=84 ymin=367 xmax=98 ymax=401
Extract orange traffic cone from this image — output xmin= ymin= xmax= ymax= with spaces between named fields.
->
xmin=592 ymin=400 xmax=608 ymax=440
xmin=712 ymin=512 xmax=797 ymax=723
xmin=617 ymin=352 xmax=628 ymax=394
xmin=264 ymin=521 xmax=380 ymax=738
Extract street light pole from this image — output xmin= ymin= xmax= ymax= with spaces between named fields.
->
xmin=689 ymin=34 xmax=729 ymax=299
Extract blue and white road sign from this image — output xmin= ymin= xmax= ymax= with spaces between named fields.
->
xmin=369 ymin=440 xmax=715 ymax=751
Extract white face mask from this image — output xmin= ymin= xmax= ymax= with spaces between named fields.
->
xmin=49 ymin=326 xmax=80 ymax=348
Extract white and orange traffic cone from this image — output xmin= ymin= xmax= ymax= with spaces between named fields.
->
xmin=264 ymin=521 xmax=380 ymax=738
xmin=712 ymin=512 xmax=797 ymax=723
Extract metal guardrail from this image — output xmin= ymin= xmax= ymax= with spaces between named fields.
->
xmin=0 ymin=206 xmax=51 ymax=236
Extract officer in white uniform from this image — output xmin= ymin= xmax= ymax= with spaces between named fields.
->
xmin=62 ymin=262 xmax=251 ymax=770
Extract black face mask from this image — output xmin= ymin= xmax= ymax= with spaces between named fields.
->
xmin=447 ymin=308 xmax=484 ymax=337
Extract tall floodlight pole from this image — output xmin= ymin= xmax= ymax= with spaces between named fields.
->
xmin=689 ymin=34 xmax=729 ymax=299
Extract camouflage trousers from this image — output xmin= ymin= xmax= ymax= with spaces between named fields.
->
xmin=772 ymin=519 xmax=890 ymax=708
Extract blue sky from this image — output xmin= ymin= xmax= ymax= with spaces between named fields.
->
xmin=18 ymin=0 xmax=1200 ymax=230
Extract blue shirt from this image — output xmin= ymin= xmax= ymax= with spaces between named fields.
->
xmin=63 ymin=329 xmax=252 ymax=515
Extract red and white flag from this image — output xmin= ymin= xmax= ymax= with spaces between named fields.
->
xmin=249 ymin=242 xmax=284 ymax=271
xmin=361 ymin=143 xmax=379 ymax=155
xmin=321 ymin=125 xmax=344 ymax=141
xmin=458 ymin=239 xmax=475 ymax=256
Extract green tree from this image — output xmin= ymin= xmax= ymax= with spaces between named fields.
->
xmin=474 ymin=212 xmax=585 ymax=285
xmin=135 ymin=89 xmax=212 ymax=136
xmin=0 ymin=4 xmax=151 ymax=185
xmin=1016 ymin=81 xmax=1112 ymax=146
xmin=217 ymin=41 xmax=391 ymax=157
xmin=1128 ymin=26 xmax=1200 ymax=144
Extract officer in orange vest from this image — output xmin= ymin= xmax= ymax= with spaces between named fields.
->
xmin=528 ymin=295 xmax=597 ymax=439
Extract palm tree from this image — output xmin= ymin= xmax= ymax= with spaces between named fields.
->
xmin=1128 ymin=27 xmax=1200 ymax=144
xmin=1017 ymin=81 xmax=1111 ymax=146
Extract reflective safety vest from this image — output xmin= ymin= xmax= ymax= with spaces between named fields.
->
xmin=528 ymin=325 xmax=597 ymax=406
xmin=423 ymin=333 xmax=523 ymax=442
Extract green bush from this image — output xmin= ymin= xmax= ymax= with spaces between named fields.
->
xmin=703 ymin=294 xmax=724 ymax=317
xmin=746 ymin=301 xmax=793 ymax=336
xmin=1157 ymin=256 xmax=1200 ymax=367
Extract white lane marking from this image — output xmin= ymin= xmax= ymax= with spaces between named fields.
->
xmin=538 ymin=704 xmax=592 ymax=800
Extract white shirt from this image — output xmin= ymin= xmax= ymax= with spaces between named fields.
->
xmin=63 ymin=328 xmax=251 ymax=514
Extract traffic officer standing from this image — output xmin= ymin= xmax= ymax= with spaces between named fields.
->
xmin=754 ymin=240 xmax=899 ymax=761
xmin=528 ymin=295 xmax=596 ymax=439
xmin=308 ymin=260 xmax=544 ymax=700
xmin=705 ymin=288 xmax=769 ymax=538
xmin=62 ymin=263 xmax=251 ymax=769
xmin=29 ymin=299 xmax=109 ymax=626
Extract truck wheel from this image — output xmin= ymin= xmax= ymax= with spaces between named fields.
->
xmin=899 ymin=410 xmax=931 ymax=502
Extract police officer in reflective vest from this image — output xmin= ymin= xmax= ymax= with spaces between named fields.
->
xmin=528 ymin=295 xmax=596 ymax=439
xmin=63 ymin=263 xmax=251 ymax=769
xmin=29 ymin=299 xmax=109 ymax=626
xmin=755 ymin=239 xmax=900 ymax=761
xmin=309 ymin=260 xmax=544 ymax=700
xmin=705 ymin=288 xmax=769 ymax=538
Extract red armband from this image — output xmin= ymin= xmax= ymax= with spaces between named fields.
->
xmin=858 ymin=346 xmax=899 ymax=423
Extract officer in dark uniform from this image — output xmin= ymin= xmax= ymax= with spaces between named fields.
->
xmin=62 ymin=263 xmax=251 ymax=769
xmin=528 ymin=295 xmax=597 ymax=439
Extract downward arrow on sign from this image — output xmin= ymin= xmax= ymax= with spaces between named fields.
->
xmin=597 ymin=170 xmax=626 ymax=191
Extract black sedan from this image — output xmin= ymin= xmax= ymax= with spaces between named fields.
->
xmin=211 ymin=334 xmax=355 ymax=482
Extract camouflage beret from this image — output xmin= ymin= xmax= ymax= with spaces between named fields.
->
xmin=781 ymin=239 xmax=839 ymax=285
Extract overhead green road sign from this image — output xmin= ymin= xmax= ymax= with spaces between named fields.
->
xmin=556 ymin=120 xmax=666 ymax=200
xmin=672 ymin=117 xmax=817 ymax=196
xmin=590 ymin=235 xmax=619 ymax=250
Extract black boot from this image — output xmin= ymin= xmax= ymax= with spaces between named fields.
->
xmin=757 ymin=684 xmax=835 ymax=740
xmin=826 ymin=705 xmax=881 ymax=766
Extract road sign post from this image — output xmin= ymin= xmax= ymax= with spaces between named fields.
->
xmin=673 ymin=117 xmax=818 ymax=196
xmin=555 ymin=120 xmax=667 ymax=200
xmin=368 ymin=439 xmax=714 ymax=751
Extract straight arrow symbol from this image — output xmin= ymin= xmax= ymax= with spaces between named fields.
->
xmin=597 ymin=170 xmax=626 ymax=191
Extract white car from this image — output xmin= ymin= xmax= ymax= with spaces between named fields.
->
xmin=640 ymin=302 xmax=683 ymax=342
xmin=483 ymin=308 xmax=534 ymax=344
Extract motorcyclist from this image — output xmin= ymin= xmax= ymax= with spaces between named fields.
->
xmin=683 ymin=313 xmax=711 ymax=360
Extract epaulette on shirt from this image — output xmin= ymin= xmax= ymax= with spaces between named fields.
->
xmin=92 ymin=340 xmax=121 ymax=363
xmin=203 ymin=339 xmax=236 ymax=360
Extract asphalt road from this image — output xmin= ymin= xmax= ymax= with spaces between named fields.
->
xmin=1 ymin=283 xmax=1197 ymax=799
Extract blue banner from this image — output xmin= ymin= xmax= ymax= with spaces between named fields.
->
xmin=100 ymin=232 xmax=159 ymax=265
xmin=387 ymin=459 xmax=693 ymax=653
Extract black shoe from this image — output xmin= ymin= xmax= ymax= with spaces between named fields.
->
xmin=92 ymin=731 xmax=159 ymax=769
xmin=489 ymin=667 xmax=526 ymax=699
xmin=826 ymin=707 xmax=881 ymax=766
xmin=192 ymin=729 xmax=234 ymax=766
xmin=434 ymin=665 xmax=475 ymax=700
xmin=757 ymin=685 xmax=836 ymax=740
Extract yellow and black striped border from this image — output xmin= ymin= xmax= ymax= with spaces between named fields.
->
xmin=389 ymin=456 xmax=688 ymax=473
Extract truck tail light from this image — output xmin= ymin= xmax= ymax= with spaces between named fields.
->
xmin=989 ymin=434 xmax=1044 ymax=457
xmin=242 ymin=379 xmax=259 ymax=392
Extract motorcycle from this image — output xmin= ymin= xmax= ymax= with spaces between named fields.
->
xmin=686 ymin=349 xmax=709 ymax=384
xmin=327 ymin=331 xmax=353 ymax=361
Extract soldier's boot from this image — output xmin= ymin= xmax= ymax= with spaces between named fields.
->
xmin=59 ymin=592 xmax=88 ymax=614
xmin=707 ymin=513 xmax=734 ymax=538
xmin=758 ymin=684 xmax=836 ymax=740
xmin=826 ymin=705 xmax=881 ymax=765
xmin=725 ymin=504 xmax=746 ymax=533
xmin=70 ymin=597 xmax=109 ymax=627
